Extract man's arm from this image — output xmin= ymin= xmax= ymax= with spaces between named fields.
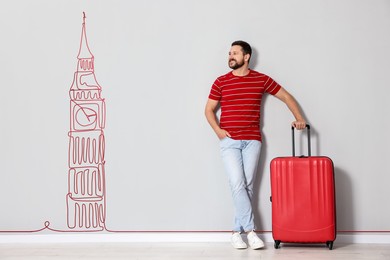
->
xmin=274 ymin=87 xmax=306 ymax=130
xmin=204 ymin=98 xmax=231 ymax=139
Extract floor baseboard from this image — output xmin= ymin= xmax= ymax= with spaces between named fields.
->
xmin=1 ymin=232 xmax=390 ymax=244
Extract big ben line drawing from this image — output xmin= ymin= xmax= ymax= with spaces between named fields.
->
xmin=66 ymin=12 xmax=106 ymax=231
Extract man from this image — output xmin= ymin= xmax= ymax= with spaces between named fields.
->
xmin=205 ymin=41 xmax=306 ymax=249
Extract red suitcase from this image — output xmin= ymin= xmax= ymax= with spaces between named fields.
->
xmin=270 ymin=125 xmax=336 ymax=250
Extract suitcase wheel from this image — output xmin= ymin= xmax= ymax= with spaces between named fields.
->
xmin=274 ymin=240 xmax=281 ymax=249
xmin=326 ymin=241 xmax=334 ymax=250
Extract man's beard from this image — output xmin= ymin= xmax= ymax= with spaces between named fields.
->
xmin=229 ymin=59 xmax=245 ymax=70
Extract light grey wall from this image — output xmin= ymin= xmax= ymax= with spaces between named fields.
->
xmin=0 ymin=0 xmax=389 ymax=232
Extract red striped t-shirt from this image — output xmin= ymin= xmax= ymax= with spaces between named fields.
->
xmin=208 ymin=69 xmax=281 ymax=141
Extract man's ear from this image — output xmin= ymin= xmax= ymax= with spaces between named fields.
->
xmin=244 ymin=53 xmax=251 ymax=62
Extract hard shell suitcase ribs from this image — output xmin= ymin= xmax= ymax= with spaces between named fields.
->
xmin=270 ymin=125 xmax=336 ymax=250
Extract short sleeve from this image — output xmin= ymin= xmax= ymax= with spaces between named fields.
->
xmin=264 ymin=75 xmax=282 ymax=95
xmin=208 ymin=79 xmax=222 ymax=101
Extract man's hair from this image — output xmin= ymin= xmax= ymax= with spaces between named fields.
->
xmin=231 ymin=40 xmax=252 ymax=58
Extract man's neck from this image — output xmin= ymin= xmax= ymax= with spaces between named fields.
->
xmin=232 ymin=66 xmax=250 ymax=77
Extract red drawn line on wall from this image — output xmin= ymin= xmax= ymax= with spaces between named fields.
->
xmin=0 ymin=12 xmax=107 ymax=233
xmin=66 ymin=11 xmax=106 ymax=232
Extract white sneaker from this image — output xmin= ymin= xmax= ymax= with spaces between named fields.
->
xmin=231 ymin=232 xmax=248 ymax=249
xmin=247 ymin=231 xmax=264 ymax=249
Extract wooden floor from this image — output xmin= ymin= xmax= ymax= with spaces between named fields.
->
xmin=1 ymin=242 xmax=390 ymax=260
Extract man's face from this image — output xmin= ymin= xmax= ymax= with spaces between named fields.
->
xmin=228 ymin=45 xmax=246 ymax=70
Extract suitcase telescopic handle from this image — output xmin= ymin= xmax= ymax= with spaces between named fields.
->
xmin=291 ymin=124 xmax=311 ymax=157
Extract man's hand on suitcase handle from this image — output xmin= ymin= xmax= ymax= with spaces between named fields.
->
xmin=292 ymin=120 xmax=306 ymax=130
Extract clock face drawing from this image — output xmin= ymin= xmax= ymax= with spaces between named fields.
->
xmin=75 ymin=107 xmax=97 ymax=128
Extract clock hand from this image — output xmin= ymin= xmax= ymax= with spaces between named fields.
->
xmin=73 ymin=102 xmax=95 ymax=122
xmin=86 ymin=113 xmax=97 ymax=121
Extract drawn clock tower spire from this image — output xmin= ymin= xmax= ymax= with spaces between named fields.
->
xmin=66 ymin=12 xmax=106 ymax=231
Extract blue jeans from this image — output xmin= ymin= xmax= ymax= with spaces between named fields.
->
xmin=220 ymin=137 xmax=262 ymax=232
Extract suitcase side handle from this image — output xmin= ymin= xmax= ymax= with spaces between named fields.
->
xmin=292 ymin=124 xmax=311 ymax=157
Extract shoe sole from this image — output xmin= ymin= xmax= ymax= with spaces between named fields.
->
xmin=231 ymin=242 xmax=248 ymax=249
xmin=250 ymin=244 xmax=264 ymax=250
xmin=233 ymin=245 xmax=248 ymax=249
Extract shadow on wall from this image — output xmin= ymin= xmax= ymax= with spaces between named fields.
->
xmin=311 ymin=127 xmax=354 ymax=231
xmin=252 ymin=138 xmax=268 ymax=231
xmin=296 ymin=124 xmax=354 ymax=231
xmin=250 ymin=46 xmax=268 ymax=230
xmin=335 ymin=167 xmax=354 ymax=231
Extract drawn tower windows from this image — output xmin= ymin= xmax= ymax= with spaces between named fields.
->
xmin=67 ymin=13 xmax=106 ymax=231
